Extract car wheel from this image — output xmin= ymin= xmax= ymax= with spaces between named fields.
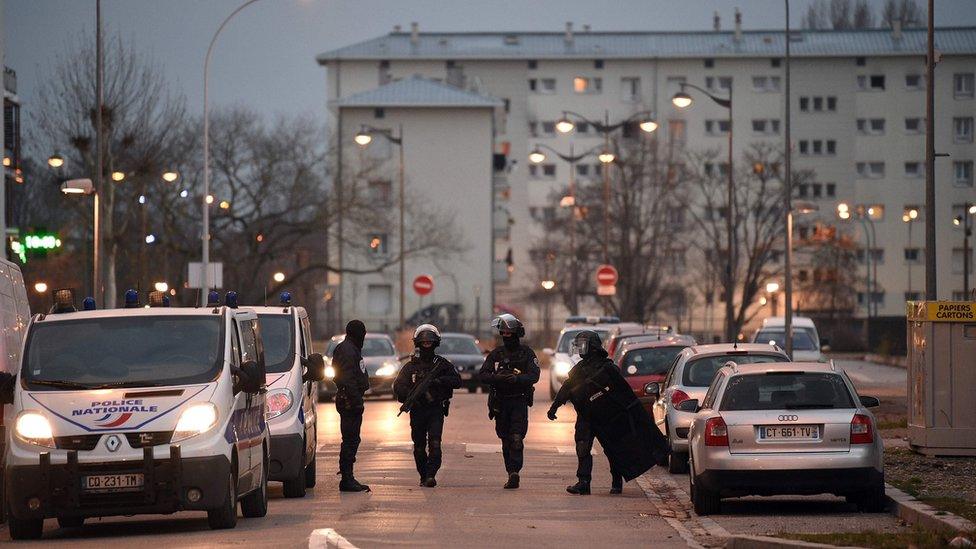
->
xmin=855 ymin=482 xmax=886 ymax=513
xmin=207 ymin=470 xmax=238 ymax=530
xmin=690 ymin=472 xmax=721 ymax=515
xmin=283 ymin=443 xmax=308 ymax=498
xmin=57 ymin=516 xmax=84 ymax=528
xmin=305 ymin=436 xmax=317 ymax=488
xmin=8 ymin=514 xmax=44 ymax=540
xmin=668 ymin=451 xmax=689 ymax=474
xmin=241 ymin=449 xmax=269 ymax=517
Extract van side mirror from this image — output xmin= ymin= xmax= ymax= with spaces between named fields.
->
xmin=239 ymin=360 xmax=263 ymax=394
xmin=0 ymin=372 xmax=15 ymax=405
xmin=859 ymin=395 xmax=881 ymax=408
xmin=303 ymin=353 xmax=326 ymax=382
xmin=675 ymin=399 xmax=699 ymax=413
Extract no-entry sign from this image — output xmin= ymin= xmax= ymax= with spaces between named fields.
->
xmin=413 ymin=274 xmax=434 ymax=296
xmin=596 ymin=264 xmax=618 ymax=287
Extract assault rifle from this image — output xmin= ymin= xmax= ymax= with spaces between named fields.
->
xmin=397 ymin=358 xmax=448 ymax=417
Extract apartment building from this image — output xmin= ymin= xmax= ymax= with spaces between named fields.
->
xmin=318 ymin=22 xmax=976 ymax=335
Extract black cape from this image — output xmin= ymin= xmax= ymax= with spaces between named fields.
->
xmin=567 ymin=355 xmax=669 ymax=481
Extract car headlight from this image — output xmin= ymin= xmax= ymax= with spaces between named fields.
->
xmin=375 ymin=361 xmax=399 ymax=377
xmin=553 ymin=361 xmax=573 ymax=377
xmin=325 ymin=365 xmax=336 ymax=379
xmin=15 ymin=411 xmax=55 ymax=448
xmin=172 ymin=403 xmax=219 ymax=443
xmin=265 ymin=388 xmax=294 ymax=420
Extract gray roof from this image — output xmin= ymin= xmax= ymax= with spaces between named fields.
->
xmin=317 ymin=27 xmax=976 ymax=62
xmin=332 ymin=75 xmax=502 ymax=108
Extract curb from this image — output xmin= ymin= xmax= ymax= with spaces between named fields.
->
xmin=724 ymin=535 xmax=862 ymax=549
xmin=308 ymin=528 xmax=359 ymax=549
xmin=885 ymin=484 xmax=976 ymax=535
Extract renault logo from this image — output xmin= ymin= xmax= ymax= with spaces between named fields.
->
xmin=105 ymin=434 xmax=122 ymax=452
xmin=778 ymin=414 xmax=799 ymax=421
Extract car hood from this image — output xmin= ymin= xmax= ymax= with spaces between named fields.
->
xmin=22 ymin=383 xmax=218 ymax=435
xmin=442 ymin=354 xmax=485 ymax=368
xmin=364 ymin=356 xmax=399 ymax=375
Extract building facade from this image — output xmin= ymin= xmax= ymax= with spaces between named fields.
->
xmin=318 ymin=23 xmax=976 ymax=339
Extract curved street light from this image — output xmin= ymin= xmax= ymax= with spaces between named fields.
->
xmin=47 ymin=154 xmax=65 ymax=169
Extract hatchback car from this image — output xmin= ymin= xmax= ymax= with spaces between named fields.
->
xmin=437 ymin=332 xmax=486 ymax=392
xmin=652 ymin=344 xmax=789 ymax=473
xmin=683 ymin=361 xmax=885 ymax=515
xmin=318 ymin=333 xmax=401 ymax=401
xmin=617 ymin=336 xmax=696 ymax=416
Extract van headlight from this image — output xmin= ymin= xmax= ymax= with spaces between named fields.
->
xmin=375 ymin=361 xmax=399 ymax=378
xmin=553 ymin=361 xmax=573 ymax=378
xmin=172 ymin=403 xmax=219 ymax=442
xmin=325 ymin=365 xmax=336 ymax=379
xmin=15 ymin=411 xmax=55 ymax=448
xmin=265 ymin=388 xmax=294 ymax=420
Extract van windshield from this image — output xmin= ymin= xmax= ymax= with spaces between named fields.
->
xmin=259 ymin=314 xmax=295 ymax=374
xmin=754 ymin=330 xmax=818 ymax=351
xmin=22 ymin=316 xmax=223 ymax=390
xmin=557 ymin=329 xmax=610 ymax=353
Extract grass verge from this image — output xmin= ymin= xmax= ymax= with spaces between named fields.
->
xmin=779 ymin=528 xmax=956 ymax=548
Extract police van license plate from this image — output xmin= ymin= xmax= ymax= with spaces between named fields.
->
xmin=759 ymin=425 xmax=819 ymax=440
xmin=82 ymin=473 xmax=145 ymax=492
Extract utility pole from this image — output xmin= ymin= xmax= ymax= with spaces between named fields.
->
xmin=94 ymin=0 xmax=103 ymax=305
xmin=784 ymin=0 xmax=794 ymax=358
xmin=924 ymin=0 xmax=937 ymax=300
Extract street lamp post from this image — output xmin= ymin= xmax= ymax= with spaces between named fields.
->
xmin=672 ymin=83 xmax=734 ymax=341
xmin=528 ymin=143 xmax=605 ymax=315
xmin=766 ymin=281 xmax=781 ymax=316
xmin=355 ymin=124 xmax=406 ymax=329
xmin=838 ymin=203 xmax=878 ymax=319
xmin=60 ymin=178 xmax=99 ymax=300
xmin=954 ymin=204 xmax=975 ymax=297
xmin=202 ymin=0 xmax=265 ymax=305
xmin=903 ymin=208 xmax=919 ymax=296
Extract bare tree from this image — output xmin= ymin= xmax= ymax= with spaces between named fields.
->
xmin=803 ymin=0 xmax=831 ymax=29
xmin=803 ymin=0 xmax=875 ymax=29
xmin=881 ymin=0 xmax=924 ymax=28
xmin=830 ymin=0 xmax=853 ymax=29
xmin=853 ymin=0 xmax=876 ymax=28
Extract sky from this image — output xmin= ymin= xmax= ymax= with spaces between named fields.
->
xmin=5 ymin=0 xmax=976 ymax=139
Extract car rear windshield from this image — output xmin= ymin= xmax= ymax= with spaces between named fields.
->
xmin=620 ymin=346 xmax=685 ymax=377
xmin=556 ymin=329 xmax=609 ymax=353
xmin=719 ymin=372 xmax=855 ymax=411
xmin=258 ymin=314 xmax=295 ymax=373
xmin=23 ymin=316 xmax=223 ymax=390
xmin=682 ymin=354 xmax=783 ymax=387
xmin=439 ymin=336 xmax=481 ymax=355
xmin=362 ymin=338 xmax=395 ymax=357
xmin=755 ymin=330 xmax=817 ymax=351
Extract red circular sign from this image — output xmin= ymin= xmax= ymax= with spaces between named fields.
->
xmin=413 ymin=275 xmax=434 ymax=296
xmin=596 ymin=264 xmax=618 ymax=286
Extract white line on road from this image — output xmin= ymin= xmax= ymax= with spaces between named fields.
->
xmin=464 ymin=443 xmax=501 ymax=453
xmin=309 ymin=528 xmax=360 ymax=549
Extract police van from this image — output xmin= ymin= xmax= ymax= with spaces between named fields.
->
xmin=1 ymin=290 xmax=270 ymax=539
xmin=251 ymin=293 xmax=324 ymax=498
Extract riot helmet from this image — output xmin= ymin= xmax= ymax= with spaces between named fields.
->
xmin=571 ymin=330 xmax=604 ymax=358
xmin=413 ymin=324 xmax=442 ymax=347
xmin=490 ymin=313 xmax=525 ymax=338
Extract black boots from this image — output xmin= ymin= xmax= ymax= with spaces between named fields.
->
xmin=566 ymin=480 xmax=591 ymax=495
xmin=423 ymin=477 xmax=437 ymax=488
xmin=610 ymin=477 xmax=623 ymax=495
xmin=339 ymin=473 xmax=370 ymax=492
xmin=503 ymin=473 xmax=520 ymax=489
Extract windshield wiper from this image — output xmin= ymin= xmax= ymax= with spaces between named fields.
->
xmin=27 ymin=379 xmax=92 ymax=390
xmin=784 ymin=403 xmax=836 ymax=409
xmin=91 ymin=381 xmax=164 ymax=389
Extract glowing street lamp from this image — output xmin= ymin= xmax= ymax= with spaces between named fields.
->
xmin=671 ymin=91 xmax=693 ymax=109
xmin=598 ymin=151 xmax=616 ymax=164
xmin=353 ymin=129 xmax=373 ymax=146
xmin=154 ymin=281 xmax=169 ymax=293
xmin=162 ymin=171 xmax=179 ymax=183
xmin=111 ymin=171 xmax=126 ymax=182
xmin=766 ymin=282 xmax=780 ymax=294
xmin=47 ymin=154 xmax=65 ymax=169
xmin=555 ymin=117 xmax=575 ymax=134
xmin=272 ymin=272 xmax=286 ymax=283
xmin=541 ymin=280 xmax=556 ymax=291
xmin=528 ymin=148 xmax=546 ymax=164
xmin=33 ymin=282 xmax=48 ymax=294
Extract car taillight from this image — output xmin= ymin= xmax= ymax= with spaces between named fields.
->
xmin=704 ymin=417 xmax=729 ymax=447
xmin=851 ymin=414 xmax=873 ymax=444
xmin=671 ymin=389 xmax=691 ymax=407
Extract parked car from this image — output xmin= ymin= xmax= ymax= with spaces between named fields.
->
xmin=318 ymin=333 xmax=401 ymax=401
xmin=611 ymin=333 xmax=696 ymax=364
xmin=617 ymin=336 xmax=697 ymax=416
xmin=605 ymin=324 xmax=674 ymax=358
xmin=751 ymin=316 xmax=825 ymax=362
xmin=651 ymin=343 xmax=789 ymax=473
xmin=437 ymin=332 xmax=486 ymax=392
xmin=683 ymin=361 xmax=885 ymax=515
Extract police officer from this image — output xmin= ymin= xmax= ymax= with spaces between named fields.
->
xmin=479 ymin=314 xmax=540 ymax=489
xmin=393 ymin=324 xmax=461 ymax=488
xmin=547 ymin=330 xmax=624 ymax=495
xmin=332 ymin=320 xmax=371 ymax=492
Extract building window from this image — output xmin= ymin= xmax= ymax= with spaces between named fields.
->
xmin=528 ymin=79 xmax=537 ymax=92
xmin=954 ymin=117 xmax=974 ymax=143
xmin=855 ymin=57 xmax=866 ymax=66
xmin=905 ymin=117 xmax=922 ymax=134
xmin=542 ymin=164 xmax=556 ymax=178
xmin=528 ymin=60 xmax=537 ymax=70
xmin=905 ymin=74 xmax=923 ymax=90
xmin=705 ymin=76 xmax=732 ymax=93
xmin=528 ymin=165 xmax=538 ymax=178
xmin=799 ymin=97 xmax=809 ymax=111
xmin=905 ymin=291 xmax=923 ymax=301
xmin=856 ymin=248 xmax=885 ymax=264
xmin=904 ymin=248 xmax=921 ymax=263
xmin=797 ymin=183 xmax=809 ymax=198
xmin=621 ymin=77 xmax=641 ymax=102
xmin=704 ymin=58 xmax=714 ymax=68
xmin=576 ymin=164 xmax=590 ymax=177
xmin=373 ymin=108 xmax=385 ymax=119
xmin=594 ymin=59 xmax=604 ymax=69
xmin=955 ymin=161 xmax=974 ymax=187
xmin=904 ymin=162 xmax=923 ymax=178
xmin=573 ymin=77 xmax=602 ymax=94
xmin=593 ymin=163 xmax=603 ymax=176
xmin=541 ymin=121 xmax=556 ymax=136
xmin=751 ymin=119 xmax=780 ymax=135
xmin=811 ymin=183 xmax=823 ymax=198
xmin=856 ymin=118 xmax=886 ymax=135
xmin=576 ymin=121 xmax=590 ymax=134
xmin=799 ymin=140 xmax=808 ymax=155
xmin=771 ymin=58 xmax=781 ymax=68
xmin=527 ymin=121 xmax=537 ymax=137
xmin=955 ymin=73 xmax=975 ymax=98
xmin=827 ymin=96 xmax=837 ymax=111
xmin=857 ymin=292 xmax=886 ymax=306
xmin=705 ymin=120 xmax=730 ymax=135
xmin=367 ymin=179 xmax=393 ymax=206
xmin=857 ymin=74 xmax=886 ymax=91
xmin=826 ymin=140 xmax=836 ymax=154
xmin=799 ymin=139 xmax=834 ymax=156
xmin=752 ymin=76 xmax=781 ymax=92
xmin=826 ymin=183 xmax=836 ymax=197
xmin=856 ymin=162 xmax=885 ymax=179
xmin=368 ymin=234 xmax=389 ymax=255
xmin=531 ymin=78 xmax=556 ymax=94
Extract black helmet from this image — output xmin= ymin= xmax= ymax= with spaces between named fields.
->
xmin=491 ymin=313 xmax=524 ymax=338
xmin=571 ymin=330 xmax=603 ymax=357
xmin=413 ymin=324 xmax=442 ymax=347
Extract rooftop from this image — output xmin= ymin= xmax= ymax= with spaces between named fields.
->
xmin=332 ymin=75 xmax=502 ymax=109
xmin=317 ymin=27 xmax=976 ymax=62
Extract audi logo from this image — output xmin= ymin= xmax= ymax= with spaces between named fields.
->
xmin=778 ymin=415 xmax=799 ymax=421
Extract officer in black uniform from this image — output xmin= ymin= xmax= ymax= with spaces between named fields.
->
xmin=393 ymin=324 xmax=461 ymax=488
xmin=547 ymin=330 xmax=624 ymax=495
xmin=332 ymin=320 xmax=371 ymax=492
xmin=479 ymin=314 xmax=540 ymax=489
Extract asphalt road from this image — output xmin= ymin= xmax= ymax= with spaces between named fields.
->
xmin=2 ymin=361 xmax=908 ymax=547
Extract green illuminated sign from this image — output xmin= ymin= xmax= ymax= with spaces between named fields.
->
xmin=24 ymin=234 xmax=62 ymax=250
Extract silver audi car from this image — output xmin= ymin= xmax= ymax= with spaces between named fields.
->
xmin=683 ymin=361 xmax=885 ymax=515
xmin=651 ymin=343 xmax=789 ymax=473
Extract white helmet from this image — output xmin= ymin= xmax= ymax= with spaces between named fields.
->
xmin=413 ymin=324 xmax=441 ymax=345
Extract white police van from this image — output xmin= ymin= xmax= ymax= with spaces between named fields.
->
xmin=251 ymin=292 xmax=324 ymax=498
xmin=1 ymin=290 xmax=270 ymax=539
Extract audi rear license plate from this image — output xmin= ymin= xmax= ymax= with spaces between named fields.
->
xmin=759 ymin=425 xmax=820 ymax=440
xmin=82 ymin=473 xmax=145 ymax=492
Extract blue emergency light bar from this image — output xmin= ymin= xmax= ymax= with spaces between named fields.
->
xmin=124 ymin=289 xmax=140 ymax=308
xmin=82 ymin=297 xmax=97 ymax=311
xmin=225 ymin=291 xmax=239 ymax=309
xmin=280 ymin=291 xmax=292 ymax=306
xmin=206 ymin=290 xmax=221 ymax=306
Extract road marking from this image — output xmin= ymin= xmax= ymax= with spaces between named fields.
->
xmin=309 ymin=528 xmax=359 ymax=549
xmin=464 ymin=443 xmax=501 ymax=453
xmin=556 ymin=445 xmax=600 ymax=455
